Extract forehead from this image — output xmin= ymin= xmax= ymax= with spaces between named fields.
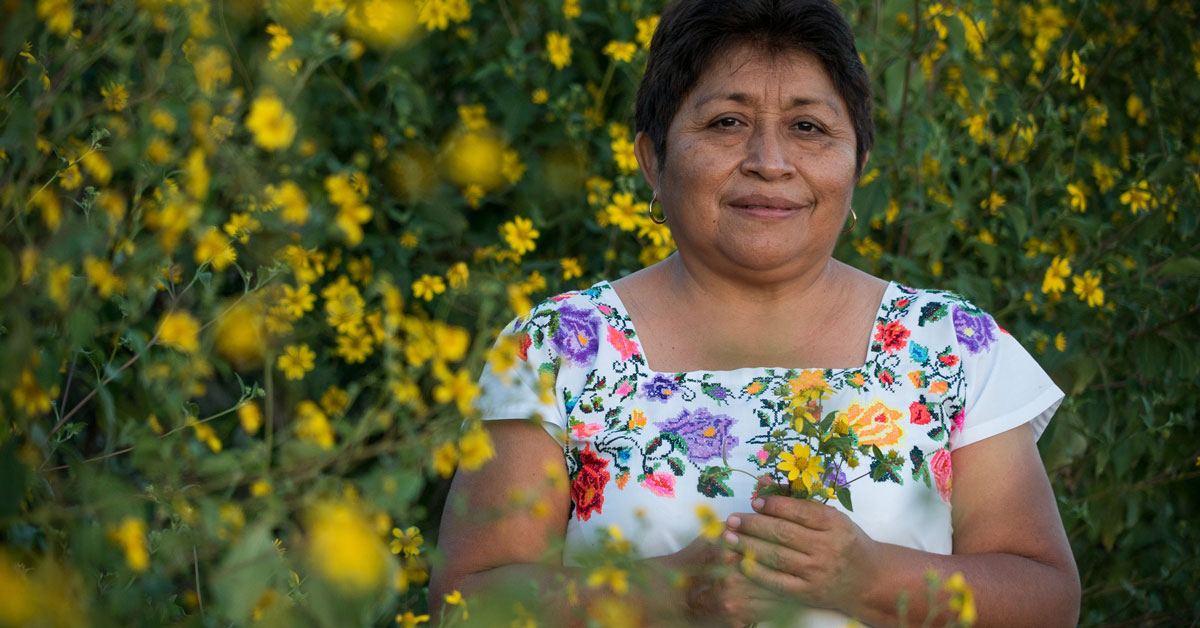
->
xmin=684 ymin=42 xmax=844 ymax=115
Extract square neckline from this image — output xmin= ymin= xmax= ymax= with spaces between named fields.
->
xmin=595 ymin=279 xmax=899 ymax=377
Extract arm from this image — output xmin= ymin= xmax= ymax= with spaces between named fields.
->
xmin=722 ymin=423 xmax=1080 ymax=626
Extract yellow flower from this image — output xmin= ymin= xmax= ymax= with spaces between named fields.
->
xmin=83 ymin=256 xmax=125 ymax=298
xmin=294 ymin=400 xmax=335 ymax=449
xmin=101 ymin=81 xmax=129 ymax=112
xmin=396 ymin=611 xmax=430 ymax=627
xmin=695 ymin=505 xmax=723 ymax=539
xmin=979 ymin=191 xmax=1006 ymax=213
xmin=58 ymin=164 xmax=82 ymax=190
xmin=412 ymin=274 xmax=446 ymax=301
xmin=1066 ymin=182 xmax=1087 ymax=213
xmin=319 ymin=386 xmax=349 ymax=416
xmin=1091 ymin=161 xmax=1117 ymax=194
xmin=391 ymin=526 xmax=424 ymax=556
xmin=434 ymin=368 xmax=480 ymax=414
xmin=1072 ymin=270 xmax=1104 ymax=308
xmin=610 ymin=136 xmax=638 ymax=174
xmin=190 ymin=417 xmax=223 ymax=453
xmin=151 ymin=109 xmax=177 ymax=133
xmin=1041 ymin=256 xmax=1071 ymax=295
xmin=502 ymin=148 xmax=526 ymax=184
xmin=266 ymin=23 xmax=293 ymax=60
xmin=191 ymin=46 xmax=232 ymax=94
xmin=562 ymin=0 xmax=580 ymax=19
xmin=433 ymin=323 xmax=471 ymax=362
xmin=532 ymin=88 xmax=549 ymax=104
xmin=1119 ymin=180 xmax=1155 ymax=215
xmin=636 ymin=15 xmax=660 ymax=49
xmin=457 ymin=104 xmax=488 ymax=130
xmin=336 ymin=331 xmax=375 ymax=364
xmin=37 ymin=0 xmax=73 ymax=36
xmin=776 ymin=443 xmax=824 ymax=492
xmin=1054 ymin=332 xmax=1067 ymax=352
xmin=1126 ymin=93 xmax=1147 ymax=126
xmin=443 ymin=590 xmax=469 ymax=619
xmin=157 ymin=311 xmax=201 ymax=353
xmin=82 ymin=151 xmax=113 ymax=185
xmin=245 ymin=92 xmax=297 ymax=151
xmin=604 ymin=192 xmax=639 ymax=231
xmin=306 ymin=500 xmax=389 ymax=593
xmin=501 ymin=216 xmax=539 ymax=255
xmin=458 ymin=424 xmax=495 ymax=471
xmin=267 ymin=180 xmax=311 ymax=225
xmin=432 ymin=441 xmax=458 ymax=477
xmin=282 ymin=283 xmax=316 ymax=319
xmin=445 ymin=261 xmax=469 ymax=289
xmin=278 ymin=344 xmax=316 ymax=380
xmin=239 ymin=401 xmax=264 ymax=434
xmin=561 ymin=257 xmax=583 ymax=280
xmin=214 ymin=299 xmax=267 ymax=369
xmin=419 ymin=0 xmax=450 ymax=31
xmin=106 ymin=516 xmax=149 ymax=572
xmin=194 ymin=227 xmax=237 ymax=271
xmin=223 ymin=213 xmax=260 ymax=243
xmin=944 ymin=572 xmax=977 ymax=625
xmin=546 ymin=31 xmax=571 ymax=69
xmin=603 ymin=40 xmax=637 ymax=63
xmin=12 ymin=369 xmax=52 ymax=416
xmin=1069 ymin=51 xmax=1086 ymax=89
xmin=346 ymin=0 xmax=419 ymax=49
xmin=586 ymin=564 xmax=629 ymax=595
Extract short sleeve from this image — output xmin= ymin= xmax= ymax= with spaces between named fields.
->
xmin=948 ymin=304 xmax=1065 ymax=451
xmin=474 ymin=293 xmax=603 ymax=447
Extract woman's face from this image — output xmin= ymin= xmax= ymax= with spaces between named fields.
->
xmin=636 ymin=43 xmax=861 ymax=280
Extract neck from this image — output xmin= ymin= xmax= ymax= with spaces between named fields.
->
xmin=662 ymin=251 xmax=850 ymax=317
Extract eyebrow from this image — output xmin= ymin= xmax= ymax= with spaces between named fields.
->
xmin=692 ymin=92 xmax=843 ymax=115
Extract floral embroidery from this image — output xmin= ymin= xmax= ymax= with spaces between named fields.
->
xmin=642 ymin=373 xmax=680 ymax=403
xmin=909 ymin=401 xmax=933 ymax=425
xmin=951 ymin=306 xmax=997 ymax=354
xmin=654 ymin=407 xmax=739 ymax=464
xmin=843 ymin=400 xmax=905 ymax=447
xmin=571 ymin=444 xmax=610 ymax=521
xmin=552 ymin=304 xmax=602 ymax=365
xmin=641 ymin=471 xmax=676 ymax=497
xmin=874 ymin=320 xmax=911 ymax=353
xmin=930 ymin=448 xmax=953 ymax=502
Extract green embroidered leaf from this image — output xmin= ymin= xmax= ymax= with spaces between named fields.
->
xmin=927 ymin=425 xmax=946 ymax=441
xmin=698 ymin=466 xmax=734 ymax=498
xmin=667 ymin=457 xmax=685 ymax=476
xmin=919 ymin=302 xmax=949 ymax=326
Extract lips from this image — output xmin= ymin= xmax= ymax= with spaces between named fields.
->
xmin=728 ymin=194 xmax=804 ymax=212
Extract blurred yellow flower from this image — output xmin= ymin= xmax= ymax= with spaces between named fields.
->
xmin=1042 ymin=256 xmax=1071 ymax=295
xmin=501 ymin=216 xmax=539 ymax=255
xmin=944 ymin=572 xmax=977 ymax=625
xmin=13 ymin=370 xmax=52 ymax=416
xmin=443 ymin=590 xmax=468 ymax=618
xmin=434 ymin=368 xmax=479 ymax=414
xmin=604 ymin=192 xmax=639 ymax=231
xmin=151 ymin=109 xmax=177 ymax=133
xmin=157 ymin=311 xmax=201 ymax=353
xmin=1120 ymin=180 xmax=1155 ymax=215
xmin=194 ymin=227 xmax=237 ymax=271
xmin=610 ymin=135 xmax=638 ymax=173
xmin=396 ymin=610 xmax=430 ymax=627
xmin=266 ymin=180 xmax=311 ymax=225
xmin=305 ymin=500 xmax=389 ymax=593
xmin=223 ymin=212 xmax=261 ymax=243
xmin=107 ymin=516 xmax=149 ymax=572
xmin=282 ymin=283 xmax=316 ymax=319
xmin=191 ymin=45 xmax=232 ymax=94
xmin=101 ymin=81 xmax=129 ymax=112
xmin=278 ymin=344 xmax=316 ymax=380
xmin=1126 ymin=93 xmax=1148 ymax=126
xmin=412 ymin=274 xmax=446 ymax=301
xmin=266 ymin=23 xmax=293 ymax=60
xmin=546 ymin=31 xmax=571 ymax=69
xmin=190 ymin=417 xmax=223 ymax=453
xmin=440 ymin=128 xmax=507 ymax=191
xmin=979 ymin=191 xmax=1006 ymax=213
xmin=603 ymin=40 xmax=637 ymax=63
xmin=215 ymin=299 xmax=267 ymax=369
xmin=36 ymin=0 xmax=73 ymax=36
xmin=246 ymin=92 xmax=297 ymax=151
xmin=532 ymin=88 xmax=549 ymax=104
xmin=391 ymin=526 xmax=424 ymax=556
xmin=295 ymin=400 xmax=335 ymax=449
xmin=432 ymin=441 xmax=457 ymax=477
xmin=587 ymin=564 xmax=629 ymax=595
xmin=83 ymin=256 xmax=125 ymax=298
xmin=1069 ymin=51 xmax=1086 ymax=89
xmin=1066 ymin=182 xmax=1087 ymax=213
xmin=445 ymin=261 xmax=469 ymax=289
xmin=561 ymin=257 xmax=583 ymax=280
xmin=146 ymin=136 xmax=172 ymax=163
xmin=1091 ymin=161 xmax=1117 ymax=194
xmin=239 ymin=401 xmax=264 ymax=434
xmin=562 ymin=0 xmax=580 ymax=19
xmin=695 ymin=505 xmax=723 ymax=539
xmin=1073 ymin=270 xmax=1104 ymax=308
xmin=320 ymin=386 xmax=349 ymax=416
xmin=636 ymin=16 xmax=660 ymax=49
xmin=336 ymin=331 xmax=375 ymax=363
xmin=434 ymin=323 xmax=470 ymax=362
xmin=58 ymin=165 xmax=81 ymax=191
xmin=346 ymin=0 xmax=419 ymax=49
xmin=81 ymin=150 xmax=113 ymax=185
xmin=458 ymin=424 xmax=494 ymax=470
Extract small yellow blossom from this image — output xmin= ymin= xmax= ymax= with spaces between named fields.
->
xmin=412 ymin=274 xmax=446 ymax=301
xmin=294 ymin=400 xmax=335 ymax=449
xmin=696 ymin=505 xmax=723 ymax=539
xmin=157 ymin=311 xmax=201 ymax=353
xmin=432 ymin=441 xmax=458 ymax=477
xmin=1042 ymin=256 xmax=1071 ymax=295
xmin=1067 ymin=182 xmax=1087 ymax=212
xmin=239 ymin=402 xmax=263 ymax=434
xmin=546 ymin=31 xmax=571 ymax=69
xmin=587 ymin=564 xmax=629 ymax=595
xmin=636 ymin=15 xmax=660 ymax=49
xmin=501 ymin=216 xmax=539 ymax=255
xmin=443 ymin=590 xmax=468 ymax=619
xmin=532 ymin=88 xmax=549 ymax=104
xmin=277 ymin=344 xmax=316 ymax=380
xmin=306 ymin=500 xmax=389 ymax=593
xmin=396 ymin=611 xmax=430 ymax=627
xmin=1126 ymin=93 xmax=1147 ymax=126
xmin=562 ymin=0 xmax=580 ymax=19
xmin=391 ymin=526 xmax=424 ymax=557
xmin=1072 ymin=270 xmax=1104 ymax=308
xmin=106 ymin=516 xmax=149 ymax=572
xmin=603 ymin=40 xmax=637 ymax=63
xmin=101 ymin=81 xmax=129 ymax=112
xmin=246 ymin=92 xmax=297 ymax=151
xmin=266 ymin=23 xmax=292 ymax=60
xmin=446 ymin=261 xmax=469 ymax=289
xmin=1120 ymin=180 xmax=1155 ymax=215
xmin=561 ymin=257 xmax=583 ymax=280
xmin=434 ymin=368 xmax=480 ymax=414
xmin=1069 ymin=51 xmax=1086 ymax=89
xmin=610 ymin=136 xmax=638 ymax=174
xmin=458 ymin=424 xmax=495 ymax=471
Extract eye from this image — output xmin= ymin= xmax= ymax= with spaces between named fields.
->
xmin=794 ymin=121 xmax=822 ymax=133
xmin=711 ymin=117 xmax=742 ymax=129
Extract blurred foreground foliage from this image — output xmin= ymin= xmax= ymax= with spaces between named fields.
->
xmin=0 ymin=0 xmax=1197 ymax=625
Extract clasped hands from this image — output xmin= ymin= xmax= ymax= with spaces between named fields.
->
xmin=665 ymin=493 xmax=878 ymax=627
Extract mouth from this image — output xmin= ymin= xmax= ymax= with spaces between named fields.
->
xmin=728 ymin=194 xmax=806 ymax=215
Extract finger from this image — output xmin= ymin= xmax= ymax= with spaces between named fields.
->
xmin=752 ymin=495 xmax=840 ymax=531
xmin=722 ymin=526 xmax=810 ymax=578
xmin=725 ymin=512 xmax=818 ymax=555
xmin=724 ymin=537 xmax=814 ymax=599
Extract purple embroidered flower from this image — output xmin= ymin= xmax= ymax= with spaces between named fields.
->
xmin=642 ymin=374 xmax=681 ymax=403
xmin=654 ymin=408 xmax=739 ymax=464
xmin=551 ymin=304 xmax=601 ymax=365
xmin=951 ymin=306 xmax=997 ymax=354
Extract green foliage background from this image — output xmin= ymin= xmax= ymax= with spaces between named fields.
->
xmin=0 ymin=0 xmax=1198 ymax=625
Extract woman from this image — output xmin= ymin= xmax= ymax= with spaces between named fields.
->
xmin=433 ymin=1 xmax=1080 ymax=625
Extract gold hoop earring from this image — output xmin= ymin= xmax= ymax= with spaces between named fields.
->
xmin=648 ymin=192 xmax=667 ymax=225
xmin=841 ymin=208 xmax=857 ymax=234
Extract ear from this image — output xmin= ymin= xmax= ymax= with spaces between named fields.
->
xmin=634 ymin=131 xmax=660 ymax=191
xmin=856 ymin=150 xmax=871 ymax=180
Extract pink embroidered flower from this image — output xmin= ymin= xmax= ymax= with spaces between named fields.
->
xmin=930 ymin=448 xmax=952 ymax=503
xmin=755 ymin=449 xmax=769 ymax=464
xmin=909 ymin=401 xmax=932 ymax=425
xmin=606 ymin=325 xmax=641 ymax=361
xmin=950 ymin=409 xmax=965 ymax=434
xmin=641 ymin=472 xmax=676 ymax=497
xmin=597 ymin=304 xmax=614 ymax=315
xmin=549 ymin=292 xmax=578 ymax=302
xmin=615 ymin=380 xmax=633 ymax=397
xmin=571 ymin=422 xmax=603 ymax=438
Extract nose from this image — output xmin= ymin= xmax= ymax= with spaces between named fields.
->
xmin=740 ymin=125 xmax=795 ymax=180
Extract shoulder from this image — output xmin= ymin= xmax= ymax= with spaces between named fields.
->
xmin=880 ymin=284 xmax=1008 ymax=355
xmin=511 ymin=281 xmax=623 ymax=368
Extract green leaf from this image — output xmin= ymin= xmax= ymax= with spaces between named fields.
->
xmin=835 ymin=486 xmax=853 ymax=512
xmin=1156 ymin=257 xmax=1200 ymax=278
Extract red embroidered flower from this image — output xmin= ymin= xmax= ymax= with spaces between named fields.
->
xmin=895 ymin=298 xmax=911 ymax=309
xmin=517 ymin=331 xmax=532 ymax=361
xmin=876 ymin=368 xmax=894 ymax=386
xmin=930 ymin=448 xmax=952 ymax=503
xmin=606 ymin=325 xmax=641 ymax=361
xmin=938 ymin=354 xmax=959 ymax=367
xmin=909 ymin=401 xmax=932 ymax=425
xmin=571 ymin=445 xmax=610 ymax=521
xmin=874 ymin=321 xmax=911 ymax=353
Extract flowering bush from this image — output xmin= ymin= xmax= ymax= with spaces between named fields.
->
xmin=0 ymin=0 xmax=1197 ymax=625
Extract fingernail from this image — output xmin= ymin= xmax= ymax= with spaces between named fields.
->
xmin=752 ymin=498 xmax=765 ymax=511
xmin=723 ymin=530 xmax=738 ymax=545
xmin=727 ymin=515 xmax=741 ymax=529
